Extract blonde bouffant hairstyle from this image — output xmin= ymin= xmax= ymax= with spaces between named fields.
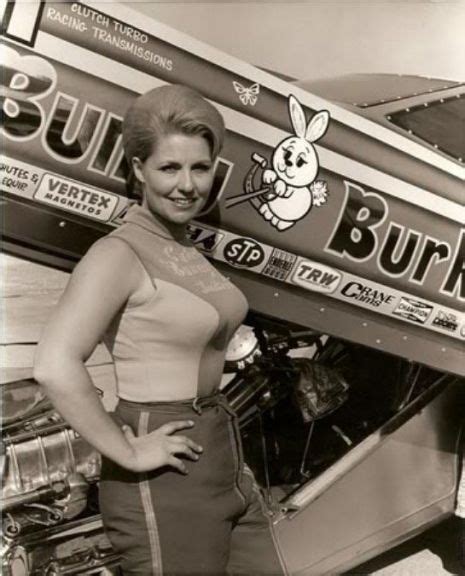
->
xmin=122 ymin=84 xmax=225 ymax=200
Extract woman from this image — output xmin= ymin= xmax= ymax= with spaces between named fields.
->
xmin=34 ymin=84 xmax=287 ymax=575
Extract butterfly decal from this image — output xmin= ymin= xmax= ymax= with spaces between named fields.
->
xmin=233 ymin=81 xmax=260 ymax=106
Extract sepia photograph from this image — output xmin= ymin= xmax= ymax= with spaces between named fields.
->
xmin=1 ymin=1 xmax=464 ymax=574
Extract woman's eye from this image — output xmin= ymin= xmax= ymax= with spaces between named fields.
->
xmin=160 ymin=165 xmax=177 ymax=173
xmin=194 ymin=164 xmax=212 ymax=173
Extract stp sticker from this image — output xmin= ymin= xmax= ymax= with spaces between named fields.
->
xmin=223 ymin=238 xmax=266 ymax=269
xmin=291 ymin=259 xmax=341 ymax=293
xmin=393 ymin=297 xmax=434 ymax=324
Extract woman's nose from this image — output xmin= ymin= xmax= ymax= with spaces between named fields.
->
xmin=178 ymin=169 xmax=194 ymax=193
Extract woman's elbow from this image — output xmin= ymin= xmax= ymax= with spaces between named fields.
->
xmin=33 ymin=358 xmax=59 ymax=388
xmin=33 ymin=347 xmax=67 ymax=389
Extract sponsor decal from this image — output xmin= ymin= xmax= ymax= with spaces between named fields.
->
xmin=291 ymin=260 xmax=341 ymax=294
xmin=460 ymin=325 xmax=465 ymax=339
xmin=340 ymin=281 xmax=395 ymax=308
xmin=34 ymin=173 xmax=118 ymax=222
xmin=223 ymin=238 xmax=265 ymax=269
xmin=393 ymin=297 xmax=434 ymax=324
xmin=262 ymin=248 xmax=297 ymax=281
xmin=432 ymin=310 xmax=459 ymax=332
xmin=186 ymin=223 xmax=224 ymax=253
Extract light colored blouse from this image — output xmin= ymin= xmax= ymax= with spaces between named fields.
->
xmin=101 ymin=205 xmax=248 ymax=402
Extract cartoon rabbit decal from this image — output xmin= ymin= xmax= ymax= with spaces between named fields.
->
xmin=260 ymin=95 xmax=330 ymax=231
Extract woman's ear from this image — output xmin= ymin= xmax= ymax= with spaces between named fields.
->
xmin=132 ymin=157 xmax=145 ymax=184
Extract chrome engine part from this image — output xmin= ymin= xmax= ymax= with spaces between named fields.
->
xmin=1 ymin=379 xmax=112 ymax=574
xmin=2 ymin=516 xmax=119 ymax=576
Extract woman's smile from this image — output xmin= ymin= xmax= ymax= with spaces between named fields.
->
xmin=133 ymin=132 xmax=215 ymax=225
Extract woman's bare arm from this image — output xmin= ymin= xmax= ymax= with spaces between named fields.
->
xmin=34 ymin=238 xmax=202 ymax=472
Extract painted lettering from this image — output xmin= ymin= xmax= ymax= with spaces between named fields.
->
xmin=442 ymin=230 xmax=465 ymax=300
xmin=411 ymin=237 xmax=450 ymax=284
xmin=44 ymin=93 xmax=105 ymax=162
xmin=46 ymin=7 xmax=87 ymax=32
xmin=1 ymin=45 xmax=56 ymax=140
xmin=326 ymin=181 xmax=387 ymax=261
xmin=378 ymin=223 xmax=421 ymax=276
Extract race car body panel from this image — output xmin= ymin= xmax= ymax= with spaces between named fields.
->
xmin=1 ymin=2 xmax=464 ymax=574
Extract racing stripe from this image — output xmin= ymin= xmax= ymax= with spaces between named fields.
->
xmin=138 ymin=411 xmax=163 ymax=575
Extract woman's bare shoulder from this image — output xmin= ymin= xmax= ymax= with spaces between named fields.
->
xmin=70 ymin=235 xmax=143 ymax=295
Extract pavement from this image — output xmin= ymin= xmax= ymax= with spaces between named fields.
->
xmin=347 ymin=517 xmax=465 ymax=575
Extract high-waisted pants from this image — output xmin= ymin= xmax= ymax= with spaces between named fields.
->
xmin=99 ymin=395 xmax=287 ymax=576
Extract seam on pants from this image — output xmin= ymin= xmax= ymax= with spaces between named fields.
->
xmin=138 ymin=411 xmax=163 ymax=575
xmin=244 ymin=464 xmax=289 ymax=576
xmin=226 ymin=415 xmax=247 ymax=508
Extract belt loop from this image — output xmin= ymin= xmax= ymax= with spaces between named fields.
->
xmin=218 ymin=394 xmax=236 ymax=417
xmin=192 ymin=397 xmax=202 ymax=415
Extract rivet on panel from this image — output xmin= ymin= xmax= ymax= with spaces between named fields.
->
xmin=319 ymin=307 xmax=325 ymax=313
xmin=441 ymin=347 xmax=447 ymax=353
xmin=402 ymin=335 xmax=408 ymax=341
xmin=274 ymin=292 xmax=279 ymax=298
xmin=362 ymin=322 xmax=368 ymax=327
xmin=59 ymin=221 xmax=66 ymax=228
xmin=376 ymin=339 xmax=381 ymax=344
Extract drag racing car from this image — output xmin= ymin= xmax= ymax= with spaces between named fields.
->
xmin=1 ymin=1 xmax=464 ymax=574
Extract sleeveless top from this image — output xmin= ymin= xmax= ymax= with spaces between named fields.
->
xmin=101 ymin=205 xmax=248 ymax=402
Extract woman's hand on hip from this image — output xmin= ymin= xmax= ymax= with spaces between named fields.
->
xmin=122 ymin=420 xmax=203 ymax=473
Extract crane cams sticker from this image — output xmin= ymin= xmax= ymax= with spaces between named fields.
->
xmin=226 ymin=95 xmax=330 ymax=232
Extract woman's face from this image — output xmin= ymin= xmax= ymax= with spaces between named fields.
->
xmin=133 ymin=132 xmax=215 ymax=225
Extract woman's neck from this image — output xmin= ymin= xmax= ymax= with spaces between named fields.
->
xmin=126 ymin=204 xmax=188 ymax=241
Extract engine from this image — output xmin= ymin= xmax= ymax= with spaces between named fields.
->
xmin=1 ymin=380 xmax=119 ymax=575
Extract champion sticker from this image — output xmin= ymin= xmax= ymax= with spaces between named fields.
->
xmin=393 ymin=297 xmax=434 ymax=324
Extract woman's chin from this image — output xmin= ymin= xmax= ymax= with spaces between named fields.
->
xmin=163 ymin=207 xmax=202 ymax=225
